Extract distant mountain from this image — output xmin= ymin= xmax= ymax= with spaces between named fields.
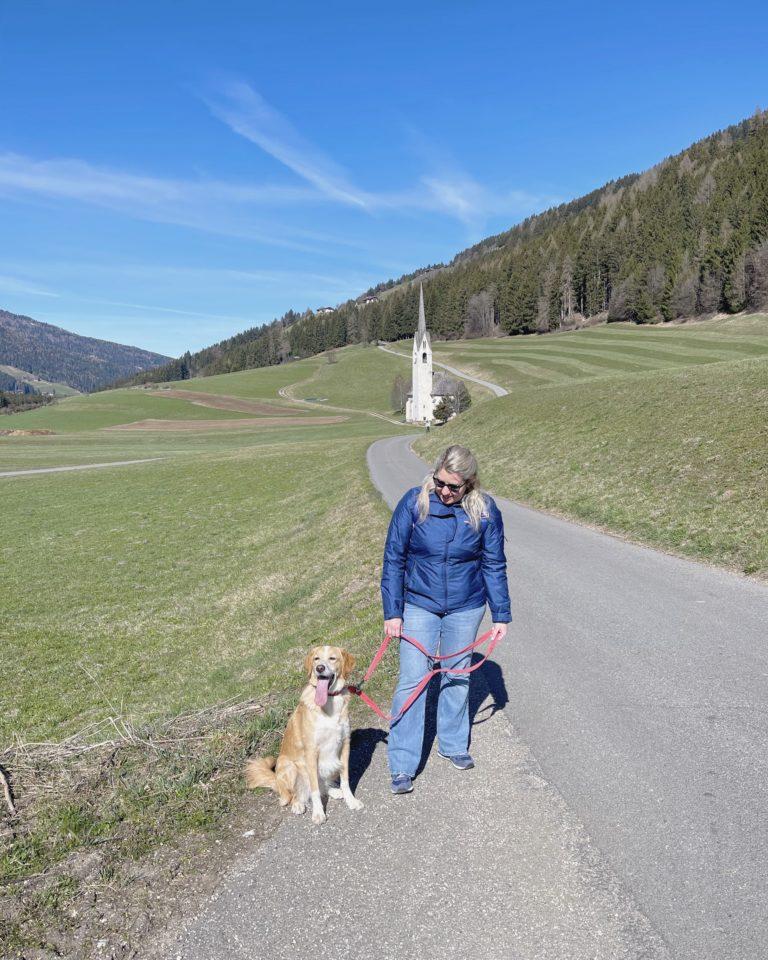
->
xmin=0 ymin=310 xmax=171 ymax=393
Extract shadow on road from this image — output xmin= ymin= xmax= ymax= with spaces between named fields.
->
xmin=349 ymin=657 xmax=508 ymax=784
xmin=349 ymin=727 xmax=388 ymax=792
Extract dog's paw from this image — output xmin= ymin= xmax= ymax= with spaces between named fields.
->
xmin=290 ymin=801 xmax=306 ymax=815
xmin=328 ymin=787 xmax=343 ymax=800
xmin=311 ymin=809 xmax=327 ymax=825
xmin=346 ymin=796 xmax=364 ymax=811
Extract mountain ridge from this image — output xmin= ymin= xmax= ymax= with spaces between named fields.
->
xmin=0 ymin=310 xmax=171 ymax=393
xmin=120 ymin=108 xmax=768 ymax=385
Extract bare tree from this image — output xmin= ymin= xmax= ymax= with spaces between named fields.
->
xmin=745 ymin=241 xmax=768 ymax=309
xmin=464 ymin=288 xmax=499 ymax=338
xmin=390 ymin=375 xmax=410 ymax=414
xmin=453 ymin=380 xmax=471 ymax=414
xmin=559 ymin=256 xmax=574 ymax=327
xmin=696 ymin=270 xmax=721 ymax=314
xmin=694 ymin=171 xmax=717 ymax=206
xmin=647 ymin=263 xmax=666 ymax=305
xmin=724 ymin=252 xmax=746 ymax=312
xmin=671 ymin=272 xmax=697 ymax=318
xmin=537 ymin=259 xmax=557 ymax=333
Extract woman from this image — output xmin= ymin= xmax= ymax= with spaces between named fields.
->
xmin=381 ymin=444 xmax=511 ymax=795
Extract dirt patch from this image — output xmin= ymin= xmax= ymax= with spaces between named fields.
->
xmin=0 ymin=429 xmax=55 ymax=437
xmin=0 ymin=702 xmax=287 ymax=960
xmin=152 ymin=390 xmax=297 ymax=416
xmin=102 ymin=416 xmax=347 ymax=432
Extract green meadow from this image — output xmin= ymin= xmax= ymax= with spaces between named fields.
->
xmin=1 ymin=348 xmax=416 ymax=742
xmin=2 ymin=425 xmax=406 ymax=745
xmin=1 ymin=395 xmax=410 ymax=950
xmin=418 ymin=350 xmax=768 ymax=578
xmin=1 ymin=387 xmax=258 ymax=433
xmin=429 ymin=315 xmax=768 ymax=392
xmin=0 ymin=364 xmax=80 ymax=397
xmin=285 ymin=342 xmax=490 ymax=411
xmin=2 ymin=316 xmax=766 ymax=953
xmin=163 ymin=342 xmax=489 ymax=412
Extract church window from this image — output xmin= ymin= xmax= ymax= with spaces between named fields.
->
xmin=422 ymin=352 xmax=427 ymax=363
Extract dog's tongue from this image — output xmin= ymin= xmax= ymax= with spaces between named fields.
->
xmin=315 ymin=678 xmax=330 ymax=706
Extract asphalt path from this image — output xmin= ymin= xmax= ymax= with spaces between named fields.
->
xmin=0 ymin=458 xmax=166 ymax=478
xmin=167 ymin=435 xmax=683 ymax=960
xmin=378 ymin=343 xmax=509 ymax=396
xmin=368 ymin=434 xmax=768 ymax=960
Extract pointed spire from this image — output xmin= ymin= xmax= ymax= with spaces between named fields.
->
xmin=417 ymin=283 xmax=426 ymax=337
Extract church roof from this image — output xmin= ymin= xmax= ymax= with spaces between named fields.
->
xmin=415 ymin=283 xmax=431 ymax=345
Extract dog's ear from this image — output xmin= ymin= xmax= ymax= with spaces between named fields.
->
xmin=304 ymin=650 xmax=315 ymax=677
xmin=342 ymin=649 xmax=356 ymax=677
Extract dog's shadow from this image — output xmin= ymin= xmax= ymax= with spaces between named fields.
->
xmin=349 ymin=655 xmax=508 ymax=787
xmin=348 ymin=727 xmax=388 ymax=792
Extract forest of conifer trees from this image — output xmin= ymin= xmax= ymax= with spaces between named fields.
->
xmin=121 ymin=110 xmax=768 ymax=386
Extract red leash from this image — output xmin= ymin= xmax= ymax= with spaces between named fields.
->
xmin=347 ymin=628 xmax=500 ymax=723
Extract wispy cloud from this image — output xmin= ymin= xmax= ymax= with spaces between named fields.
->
xmin=204 ymin=80 xmax=559 ymax=233
xmin=204 ymin=81 xmax=371 ymax=209
xmin=0 ymin=273 xmax=61 ymax=298
xmin=0 ymin=152 xmax=353 ymax=254
xmin=0 ymin=85 xmax=560 ymax=264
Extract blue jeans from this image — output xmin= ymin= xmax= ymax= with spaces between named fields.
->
xmin=388 ymin=602 xmax=486 ymax=776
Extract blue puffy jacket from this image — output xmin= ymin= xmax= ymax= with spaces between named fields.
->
xmin=381 ymin=487 xmax=512 ymax=622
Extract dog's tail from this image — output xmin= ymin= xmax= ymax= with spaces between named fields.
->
xmin=245 ymin=756 xmax=278 ymax=791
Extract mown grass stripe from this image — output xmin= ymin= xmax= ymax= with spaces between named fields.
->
xmin=417 ymin=354 xmax=768 ymax=578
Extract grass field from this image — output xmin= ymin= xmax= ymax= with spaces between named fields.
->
xmin=417 ymin=353 xmax=768 ymax=577
xmin=0 ymin=364 xmax=80 ymax=397
xmin=0 ymin=388 xmax=262 ymax=433
xmin=161 ymin=343 xmax=489 ymax=414
xmin=2 ymin=427 xmax=403 ymax=744
xmin=1 ymin=408 xmax=409 ymax=953
xmin=424 ymin=315 xmax=768 ymax=392
xmin=2 ymin=315 xmax=766 ymax=953
xmin=286 ymin=343 xmax=491 ymax=411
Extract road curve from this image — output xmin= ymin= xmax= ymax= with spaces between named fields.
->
xmin=168 ymin=432 xmax=673 ymax=960
xmin=378 ymin=343 xmax=509 ymax=396
xmin=368 ymin=434 xmax=768 ymax=960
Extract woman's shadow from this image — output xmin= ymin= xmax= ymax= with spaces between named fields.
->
xmin=349 ymin=654 xmax=508 ymax=789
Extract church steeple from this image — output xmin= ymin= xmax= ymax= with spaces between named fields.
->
xmin=417 ymin=283 xmax=427 ymax=339
xmin=406 ymin=282 xmax=434 ymax=424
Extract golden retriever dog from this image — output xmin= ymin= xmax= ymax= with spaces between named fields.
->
xmin=245 ymin=645 xmax=364 ymax=825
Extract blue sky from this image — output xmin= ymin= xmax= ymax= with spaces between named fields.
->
xmin=0 ymin=0 xmax=766 ymax=356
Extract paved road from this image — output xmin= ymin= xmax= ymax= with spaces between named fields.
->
xmin=378 ymin=343 xmax=509 ymax=396
xmin=368 ymin=434 xmax=768 ymax=960
xmin=167 ymin=434 xmax=680 ymax=960
xmin=0 ymin=458 xmax=165 ymax=478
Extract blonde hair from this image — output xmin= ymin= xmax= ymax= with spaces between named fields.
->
xmin=416 ymin=444 xmax=489 ymax=531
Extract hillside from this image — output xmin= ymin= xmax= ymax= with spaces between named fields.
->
xmin=0 ymin=309 xmax=171 ymax=392
xmin=124 ymin=110 xmax=768 ymax=386
xmin=417 ymin=348 xmax=768 ymax=579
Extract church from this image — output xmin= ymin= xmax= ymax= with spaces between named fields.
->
xmin=405 ymin=285 xmax=456 ymax=423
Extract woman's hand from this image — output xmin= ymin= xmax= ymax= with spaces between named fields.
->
xmin=490 ymin=622 xmax=508 ymax=643
xmin=384 ymin=618 xmax=403 ymax=639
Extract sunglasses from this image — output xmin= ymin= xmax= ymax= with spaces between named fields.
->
xmin=433 ymin=475 xmax=466 ymax=493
